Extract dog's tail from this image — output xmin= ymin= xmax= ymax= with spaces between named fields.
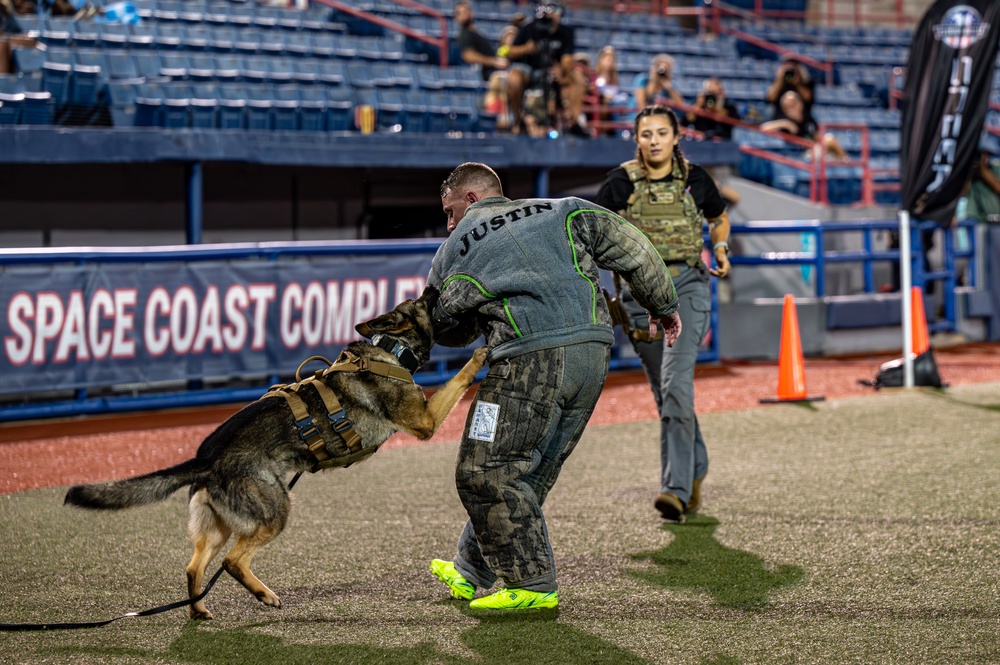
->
xmin=64 ymin=458 xmax=210 ymax=510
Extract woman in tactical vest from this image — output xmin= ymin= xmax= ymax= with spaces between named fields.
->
xmin=595 ymin=104 xmax=731 ymax=522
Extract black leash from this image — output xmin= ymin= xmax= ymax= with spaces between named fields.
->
xmin=1 ymin=474 xmax=304 ymax=632
xmin=0 ymin=565 xmax=226 ymax=631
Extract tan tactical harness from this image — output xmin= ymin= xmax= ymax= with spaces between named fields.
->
xmin=262 ymin=352 xmax=413 ymax=472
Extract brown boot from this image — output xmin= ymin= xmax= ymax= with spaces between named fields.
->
xmin=654 ymin=491 xmax=685 ymax=522
xmin=687 ymin=475 xmax=705 ymax=514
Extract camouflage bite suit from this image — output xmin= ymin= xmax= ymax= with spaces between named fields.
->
xmin=427 ymin=195 xmax=678 ymax=592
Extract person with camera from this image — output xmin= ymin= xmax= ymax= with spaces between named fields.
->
xmin=634 ymin=54 xmax=685 ymax=110
xmin=504 ymin=3 xmax=589 ymax=136
xmin=766 ymin=56 xmax=814 ymax=122
xmin=684 ymin=77 xmax=740 ymax=140
xmin=595 ymin=105 xmax=731 ymax=523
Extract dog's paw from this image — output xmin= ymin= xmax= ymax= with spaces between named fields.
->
xmin=472 ymin=346 xmax=488 ymax=368
xmin=256 ymin=589 xmax=282 ymax=608
xmin=190 ymin=608 xmax=214 ymax=620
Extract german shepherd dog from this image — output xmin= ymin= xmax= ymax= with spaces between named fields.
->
xmin=65 ymin=288 xmax=486 ymax=619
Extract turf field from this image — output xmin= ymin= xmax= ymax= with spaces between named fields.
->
xmin=2 ymin=383 xmax=999 ymax=664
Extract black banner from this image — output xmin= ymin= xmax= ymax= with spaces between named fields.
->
xmin=900 ymin=0 xmax=1000 ymax=225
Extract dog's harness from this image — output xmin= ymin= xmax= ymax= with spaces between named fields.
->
xmin=262 ymin=345 xmax=415 ymax=472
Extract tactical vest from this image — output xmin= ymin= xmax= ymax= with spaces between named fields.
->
xmin=621 ymin=159 xmax=705 ymax=265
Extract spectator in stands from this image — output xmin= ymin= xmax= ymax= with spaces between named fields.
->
xmin=482 ymin=26 xmax=519 ymax=131
xmin=684 ymin=77 xmax=740 ymax=140
xmin=634 ymin=54 xmax=685 ymax=110
xmin=760 ymin=90 xmax=846 ymax=159
xmin=454 ymin=1 xmax=508 ymax=84
xmin=586 ymin=45 xmax=629 ymax=137
xmin=427 ymin=161 xmax=680 ymax=610
xmin=594 ymin=105 xmax=731 ymax=523
xmin=505 ymin=3 xmax=590 ymax=137
xmin=765 ymin=56 xmax=814 ymax=122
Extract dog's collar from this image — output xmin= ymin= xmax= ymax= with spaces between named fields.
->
xmin=370 ymin=334 xmax=420 ymax=373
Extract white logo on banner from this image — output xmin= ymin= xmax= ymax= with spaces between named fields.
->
xmin=933 ymin=6 xmax=989 ymax=49
xmin=469 ymin=400 xmax=500 ymax=442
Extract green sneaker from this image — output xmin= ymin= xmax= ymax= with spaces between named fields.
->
xmin=468 ymin=588 xmax=558 ymax=610
xmin=429 ymin=559 xmax=476 ymax=600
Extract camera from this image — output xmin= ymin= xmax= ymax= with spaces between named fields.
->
xmin=704 ymin=94 xmax=716 ymax=108
xmin=783 ymin=70 xmax=795 ymax=83
xmin=656 ymin=66 xmax=668 ymax=77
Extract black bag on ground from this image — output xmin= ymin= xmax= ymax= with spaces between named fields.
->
xmin=867 ymin=349 xmax=944 ymax=389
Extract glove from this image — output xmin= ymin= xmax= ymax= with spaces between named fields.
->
xmin=649 ymin=311 xmax=682 ymax=348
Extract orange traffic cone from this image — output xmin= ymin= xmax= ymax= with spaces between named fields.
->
xmin=910 ymin=286 xmax=930 ymax=355
xmin=761 ymin=294 xmax=825 ymax=403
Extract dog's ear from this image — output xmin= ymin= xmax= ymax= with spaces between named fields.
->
xmin=355 ymin=302 xmax=413 ymax=337
xmin=417 ymin=284 xmax=440 ymax=311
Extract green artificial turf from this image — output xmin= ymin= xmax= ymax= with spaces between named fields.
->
xmin=2 ymin=383 xmax=999 ymax=664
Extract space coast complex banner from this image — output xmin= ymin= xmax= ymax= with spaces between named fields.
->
xmin=899 ymin=0 xmax=1000 ymax=225
xmin=0 ymin=253 xmax=435 ymax=395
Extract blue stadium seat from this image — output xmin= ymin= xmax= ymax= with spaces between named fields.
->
xmin=244 ymin=84 xmax=274 ymax=129
xmin=216 ymin=83 xmax=247 ymax=128
xmin=449 ymin=91 xmax=476 ymax=133
xmin=308 ymin=33 xmax=337 ymax=59
xmin=208 ymin=25 xmax=237 ymax=53
xmin=134 ymin=82 xmax=164 ymax=126
xmin=176 ymin=0 xmax=206 ymax=24
xmin=153 ymin=0 xmax=183 ymax=22
xmin=252 ymin=5 xmax=280 ymax=29
xmin=105 ymin=51 xmax=141 ymax=81
xmin=41 ymin=48 xmax=74 ymax=108
xmin=400 ymin=89 xmax=428 ymax=132
xmin=106 ymin=80 xmax=137 ymax=126
xmin=98 ymin=23 xmax=131 ymax=49
xmin=11 ymin=46 xmax=46 ymax=77
xmin=374 ymin=88 xmax=404 ymax=129
xmin=268 ymin=57 xmax=296 ymax=85
xmin=132 ymin=51 xmax=164 ymax=80
xmin=159 ymin=52 xmax=190 ymax=79
xmin=424 ymin=91 xmax=452 ymax=133
xmin=233 ymin=27 xmax=263 ymax=56
xmin=161 ymin=83 xmax=192 ymax=127
xmin=240 ymin=56 xmax=270 ymax=84
xmin=203 ymin=1 xmax=232 ymax=26
xmin=324 ymin=86 xmax=355 ymax=131
xmin=213 ymin=55 xmax=242 ymax=83
xmin=182 ymin=25 xmax=212 ymax=51
xmin=317 ymin=59 xmax=347 ymax=87
xmin=298 ymin=86 xmax=327 ymax=131
xmin=187 ymin=54 xmax=216 ymax=81
xmin=0 ymin=77 xmax=23 ymax=124
xmin=41 ymin=17 xmax=73 ymax=47
xmin=414 ymin=65 xmax=444 ymax=91
xmin=153 ymin=22 xmax=184 ymax=50
xmin=272 ymin=85 xmax=300 ymax=130
xmin=189 ymin=83 xmax=218 ymax=127
xmin=128 ymin=23 xmax=156 ymax=50
xmin=290 ymin=58 xmax=320 ymax=85
xmin=12 ymin=15 xmax=45 ymax=40
xmin=73 ymin=21 xmax=99 ymax=49
xmin=346 ymin=61 xmax=377 ymax=90
xmin=258 ymin=29 xmax=288 ymax=56
xmin=226 ymin=3 xmax=255 ymax=28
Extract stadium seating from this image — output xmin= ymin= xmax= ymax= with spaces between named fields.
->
xmin=2 ymin=0 xmax=993 ymax=208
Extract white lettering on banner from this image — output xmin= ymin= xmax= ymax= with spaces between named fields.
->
xmin=394 ymin=276 xmax=426 ymax=303
xmin=5 ymin=293 xmax=34 ymax=366
xmin=145 ymin=283 xmax=277 ymax=356
xmin=2 ymin=276 xmax=424 ymax=365
xmin=222 ymin=285 xmax=249 ymax=350
xmin=929 ymin=55 xmax=972 ymax=193
xmin=281 ymin=278 xmax=390 ymax=348
xmin=54 ymin=291 xmax=89 ymax=362
xmin=4 ymin=288 xmax=137 ymax=365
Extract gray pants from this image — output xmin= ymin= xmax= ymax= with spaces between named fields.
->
xmin=625 ymin=264 xmax=711 ymax=505
xmin=452 ymin=342 xmax=611 ymax=592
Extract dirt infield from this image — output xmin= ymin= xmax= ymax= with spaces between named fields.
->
xmin=2 ymin=342 xmax=999 ymax=496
